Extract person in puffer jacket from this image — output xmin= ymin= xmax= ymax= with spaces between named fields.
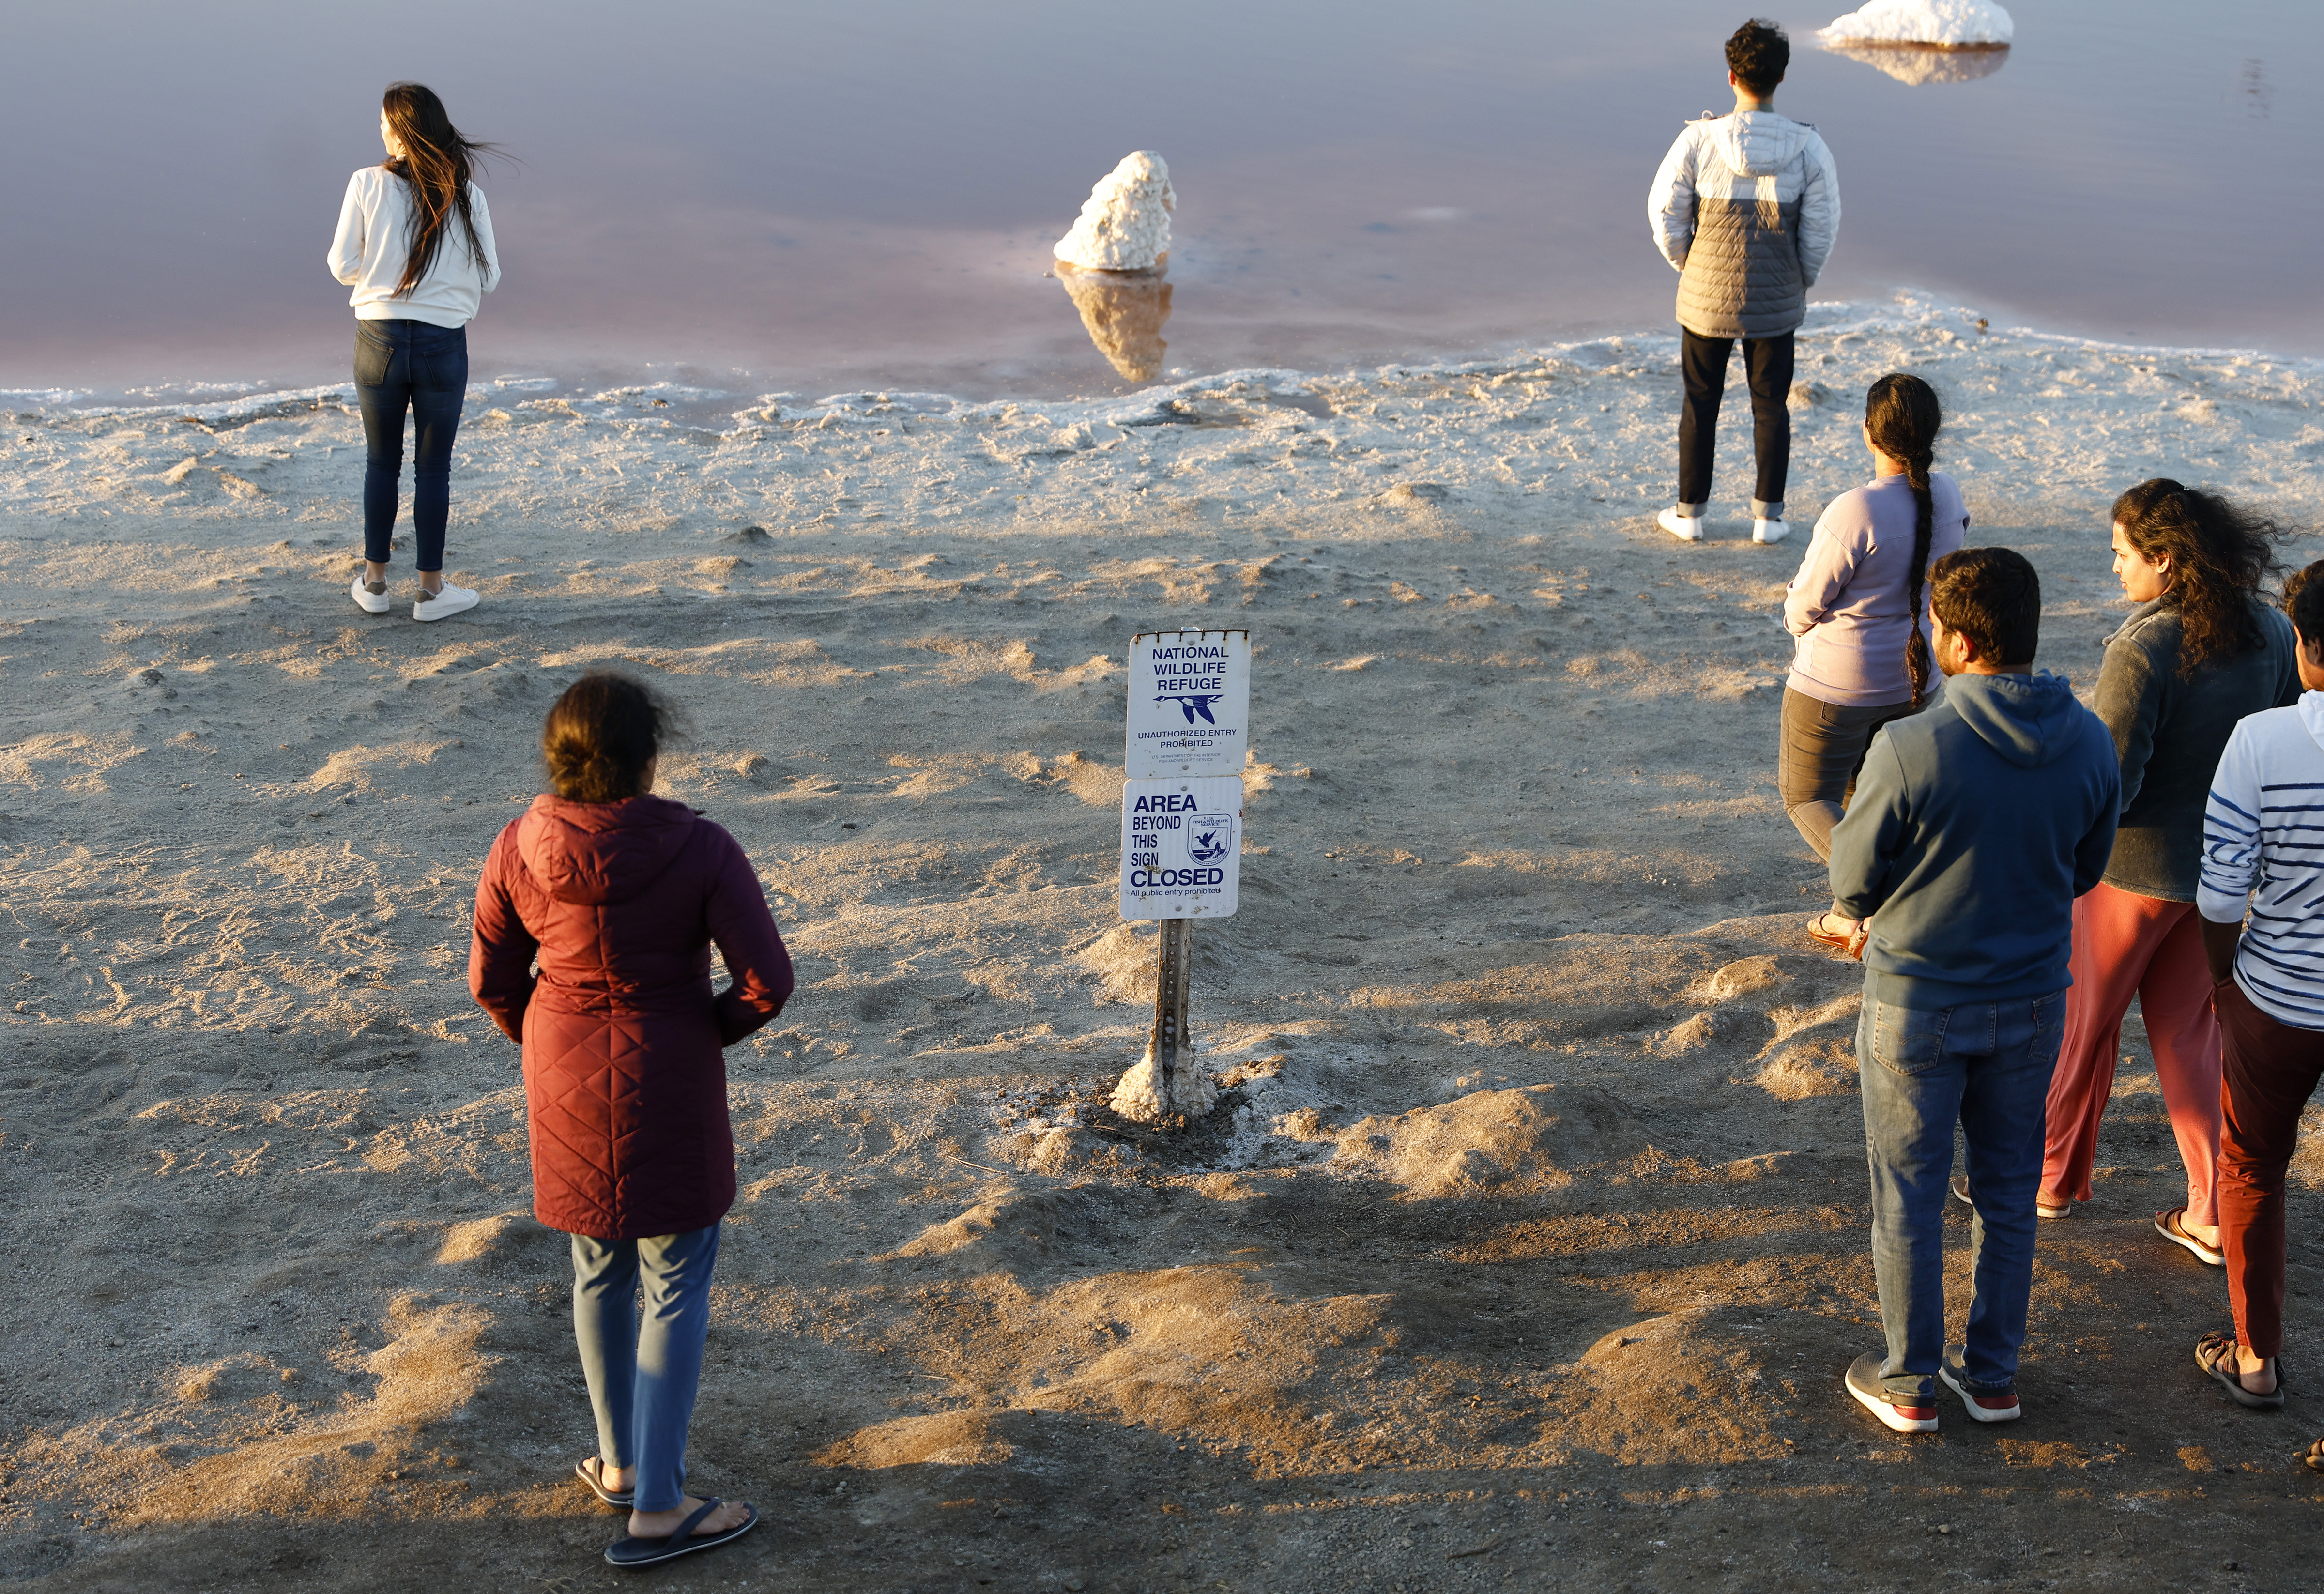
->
xmin=471 ymin=671 xmax=793 ymax=1569
xmin=1647 ymin=19 xmax=1840 ymax=546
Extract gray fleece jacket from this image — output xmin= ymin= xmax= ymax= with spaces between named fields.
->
xmin=2092 ymin=595 xmax=2296 ymax=902
xmin=1830 ymin=671 xmax=2120 ymax=1011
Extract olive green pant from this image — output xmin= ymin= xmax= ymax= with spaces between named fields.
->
xmin=1778 ymin=687 xmax=1925 ymax=861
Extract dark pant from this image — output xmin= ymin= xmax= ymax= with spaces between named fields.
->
xmin=1777 ymin=687 xmax=1924 ymax=860
xmin=1678 ymin=328 xmax=1792 ymax=519
xmin=1858 ymin=987 xmax=2067 ymax=1400
xmin=354 ymin=318 xmax=468 ymax=571
xmin=2216 ymin=980 xmax=2324 ymax=1359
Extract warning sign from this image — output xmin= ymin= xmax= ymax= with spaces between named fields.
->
xmin=1126 ymin=630 xmax=1250 ymax=779
xmin=1118 ymin=776 xmax=1243 ymax=920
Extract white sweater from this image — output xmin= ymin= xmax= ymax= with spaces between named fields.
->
xmin=327 ymin=166 xmax=500 ymax=328
xmin=2199 ymin=690 xmax=2324 ymax=1029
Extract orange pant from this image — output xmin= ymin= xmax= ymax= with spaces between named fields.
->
xmin=2040 ymin=882 xmax=2222 ymax=1226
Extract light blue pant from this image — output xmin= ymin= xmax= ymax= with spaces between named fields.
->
xmin=571 ymin=1223 xmax=721 ymax=1513
xmin=1857 ymin=990 xmax=2065 ymax=1401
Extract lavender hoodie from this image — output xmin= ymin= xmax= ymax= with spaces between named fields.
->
xmin=1784 ymin=471 xmax=1969 ymax=708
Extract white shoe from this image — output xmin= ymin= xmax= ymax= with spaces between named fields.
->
xmin=413 ymin=582 xmax=479 ymax=622
xmin=351 ymin=574 xmax=391 ymax=614
xmin=1753 ymin=518 xmax=1788 ymax=544
xmin=1657 ymin=507 xmax=1704 ymax=542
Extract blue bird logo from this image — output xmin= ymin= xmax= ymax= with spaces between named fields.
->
xmin=1157 ymin=693 xmax=1224 ymax=725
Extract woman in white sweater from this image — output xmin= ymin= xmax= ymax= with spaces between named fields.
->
xmin=326 ymin=82 xmax=501 ymax=622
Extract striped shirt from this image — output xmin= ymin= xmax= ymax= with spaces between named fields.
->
xmin=2198 ymin=692 xmax=2324 ymax=1029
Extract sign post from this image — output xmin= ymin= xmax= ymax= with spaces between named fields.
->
xmin=1109 ymin=629 xmax=1250 ymax=1124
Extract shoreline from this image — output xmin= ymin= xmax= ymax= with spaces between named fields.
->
xmin=11 ymin=291 xmax=2324 ymax=431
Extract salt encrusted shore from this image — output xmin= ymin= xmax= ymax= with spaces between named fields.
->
xmin=2 ymin=295 xmax=2321 ymax=1590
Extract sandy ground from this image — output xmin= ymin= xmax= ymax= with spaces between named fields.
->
xmin=4 ymin=296 xmax=2324 ymax=1591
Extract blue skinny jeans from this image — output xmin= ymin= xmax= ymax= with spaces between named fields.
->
xmin=571 ymin=1223 xmax=721 ymax=1513
xmin=1857 ymin=988 xmax=2067 ymax=1401
xmin=352 ymin=318 xmax=467 ymax=571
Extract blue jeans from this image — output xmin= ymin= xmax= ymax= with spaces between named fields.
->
xmin=571 ymin=1223 xmax=721 ymax=1513
xmin=1857 ymin=989 xmax=2066 ymax=1401
xmin=353 ymin=319 xmax=467 ymax=572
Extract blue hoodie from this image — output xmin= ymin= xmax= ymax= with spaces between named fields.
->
xmin=1829 ymin=672 xmax=2121 ymax=1011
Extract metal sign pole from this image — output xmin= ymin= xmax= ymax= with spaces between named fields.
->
xmin=1147 ymin=917 xmax=1194 ymax=1107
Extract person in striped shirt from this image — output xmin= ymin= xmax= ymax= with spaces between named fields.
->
xmin=2196 ymin=558 xmax=2324 ymax=1448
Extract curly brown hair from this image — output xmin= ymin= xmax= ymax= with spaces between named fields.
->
xmin=2112 ymin=479 xmax=2283 ymax=677
xmin=541 ymin=672 xmax=678 ymax=802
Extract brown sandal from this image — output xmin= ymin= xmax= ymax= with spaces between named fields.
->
xmin=2157 ymin=1207 xmax=2226 ymax=1266
xmin=1806 ymin=911 xmax=1858 ymax=950
xmin=2195 ymin=1332 xmax=2285 ymax=1411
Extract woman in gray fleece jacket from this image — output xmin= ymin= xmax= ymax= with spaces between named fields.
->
xmin=2038 ymin=482 xmax=2296 ymax=1253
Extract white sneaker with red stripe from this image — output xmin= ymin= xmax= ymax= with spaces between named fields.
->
xmin=1846 ymin=1352 xmax=1938 ymax=1433
xmin=1939 ymin=1348 xmax=2022 ymax=1423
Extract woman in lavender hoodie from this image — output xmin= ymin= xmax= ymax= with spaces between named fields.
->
xmin=1779 ymin=374 xmax=1969 ymax=947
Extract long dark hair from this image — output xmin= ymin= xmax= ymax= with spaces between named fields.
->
xmin=542 ymin=673 xmax=679 ymax=802
xmin=1865 ymin=373 xmax=1944 ymax=707
xmin=2112 ymin=479 xmax=2283 ymax=676
xmin=381 ymin=83 xmax=498 ymax=298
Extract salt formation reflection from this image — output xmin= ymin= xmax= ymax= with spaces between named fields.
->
xmin=1825 ymin=41 xmax=2010 ymax=85
xmin=1055 ymin=261 xmax=1174 ymax=382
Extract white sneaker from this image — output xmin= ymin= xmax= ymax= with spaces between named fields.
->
xmin=1753 ymin=518 xmax=1788 ymax=544
xmin=1657 ymin=507 xmax=1704 ymax=542
xmin=351 ymin=574 xmax=392 ymax=614
xmin=413 ymin=582 xmax=479 ymax=622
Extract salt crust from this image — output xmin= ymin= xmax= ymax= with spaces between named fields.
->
xmin=1054 ymin=151 xmax=1175 ymax=272
xmin=1819 ymin=0 xmax=2013 ymax=47
xmin=33 ymin=291 xmax=2311 ymax=440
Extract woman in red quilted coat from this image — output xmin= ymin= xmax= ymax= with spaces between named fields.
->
xmin=470 ymin=672 xmax=793 ymax=1568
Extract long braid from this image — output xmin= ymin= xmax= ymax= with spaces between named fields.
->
xmin=1902 ymin=448 xmax=1935 ymax=706
xmin=1865 ymin=373 xmax=1945 ymax=708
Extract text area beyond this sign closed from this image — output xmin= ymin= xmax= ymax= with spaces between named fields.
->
xmin=1118 ymin=776 xmax=1243 ymax=919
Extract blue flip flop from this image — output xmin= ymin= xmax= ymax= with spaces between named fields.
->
xmin=575 ymin=1458 xmax=633 ymax=1508
xmin=605 ymin=1498 xmax=759 ymax=1569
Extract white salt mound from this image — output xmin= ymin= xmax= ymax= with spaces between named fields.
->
xmin=1055 ymin=151 xmax=1175 ymax=272
xmin=1109 ymin=1042 xmax=1218 ymax=1123
xmin=1819 ymin=0 xmax=2013 ymax=47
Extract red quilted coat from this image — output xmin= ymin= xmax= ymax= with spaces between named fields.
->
xmin=468 ymin=794 xmax=794 ymax=1239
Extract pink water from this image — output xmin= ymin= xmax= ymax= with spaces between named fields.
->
xmin=1 ymin=0 xmax=2314 ymax=404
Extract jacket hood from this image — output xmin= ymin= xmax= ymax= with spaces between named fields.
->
xmin=517 ymin=794 xmax=699 ymax=906
xmin=1943 ymin=671 xmax=2084 ymax=769
xmin=2300 ymin=690 xmax=2324 ymax=751
xmin=1708 ymin=111 xmax=1814 ymax=177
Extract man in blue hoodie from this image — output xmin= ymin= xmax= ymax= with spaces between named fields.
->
xmin=1828 ymin=547 xmax=2120 ymax=1433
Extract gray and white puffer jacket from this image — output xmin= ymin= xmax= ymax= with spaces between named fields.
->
xmin=1649 ymin=112 xmax=1840 ymax=339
